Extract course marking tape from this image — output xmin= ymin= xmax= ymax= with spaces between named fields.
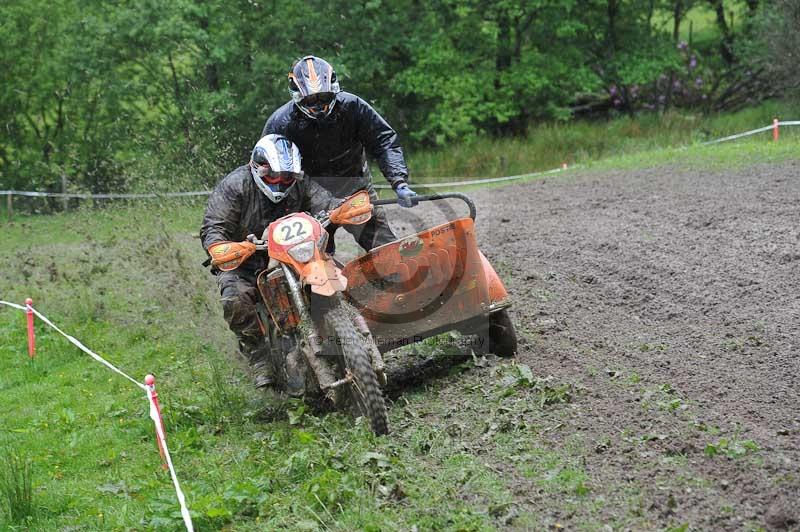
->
xmin=0 ymin=300 xmax=194 ymax=531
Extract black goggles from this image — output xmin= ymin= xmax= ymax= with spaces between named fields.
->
xmin=301 ymin=92 xmax=335 ymax=108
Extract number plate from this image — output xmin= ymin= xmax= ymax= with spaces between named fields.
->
xmin=272 ymin=216 xmax=314 ymax=245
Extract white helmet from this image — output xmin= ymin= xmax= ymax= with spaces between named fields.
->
xmin=249 ymin=134 xmax=304 ymax=203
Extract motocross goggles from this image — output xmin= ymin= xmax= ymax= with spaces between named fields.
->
xmin=297 ymin=92 xmax=336 ymax=117
xmin=251 ymin=162 xmax=303 ymax=186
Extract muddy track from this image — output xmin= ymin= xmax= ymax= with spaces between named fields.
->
xmin=385 ymin=161 xmax=800 ymax=529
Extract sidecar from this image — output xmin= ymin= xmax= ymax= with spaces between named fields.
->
xmin=341 ymin=193 xmax=517 ymax=356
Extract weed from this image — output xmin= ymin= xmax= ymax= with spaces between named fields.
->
xmin=499 ymin=363 xmax=573 ymax=406
xmin=0 ymin=447 xmax=35 ymax=524
xmin=723 ymin=336 xmax=765 ymax=353
xmin=638 ymin=342 xmax=668 ymax=352
xmin=704 ymin=438 xmax=760 ymax=458
xmin=722 ymin=338 xmax=744 ymax=352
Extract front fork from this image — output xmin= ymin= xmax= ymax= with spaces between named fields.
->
xmin=281 ymin=264 xmax=341 ymax=399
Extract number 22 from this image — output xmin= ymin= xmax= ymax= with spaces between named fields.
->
xmin=280 ymin=221 xmax=306 ymax=241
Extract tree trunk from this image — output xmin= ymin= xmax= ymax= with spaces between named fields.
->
xmin=198 ymin=16 xmax=220 ymax=92
xmin=708 ymin=0 xmax=735 ymax=64
xmin=607 ymin=0 xmax=619 ymax=53
xmin=673 ymin=0 xmax=684 ymax=42
xmin=493 ymin=13 xmax=514 ymax=135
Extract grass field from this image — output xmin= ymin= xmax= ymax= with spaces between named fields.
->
xmin=403 ymin=100 xmax=799 ymax=183
xmin=1 ymin=113 xmax=800 ymax=529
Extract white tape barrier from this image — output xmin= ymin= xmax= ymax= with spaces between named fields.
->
xmin=0 ymin=300 xmax=194 ymax=532
xmin=2 ymin=120 xmax=798 ymax=198
xmin=147 ymin=393 xmax=194 ymax=532
xmin=700 ymin=124 xmax=776 ymax=144
xmin=374 ymin=165 xmax=570 ymax=189
xmin=0 ymin=190 xmax=211 ymax=199
xmin=701 ymin=120 xmax=800 ymax=145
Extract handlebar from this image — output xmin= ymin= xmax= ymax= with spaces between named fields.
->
xmin=373 ymin=192 xmax=476 ymax=220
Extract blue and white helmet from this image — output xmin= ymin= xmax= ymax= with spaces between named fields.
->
xmin=249 ymin=134 xmax=304 ymax=203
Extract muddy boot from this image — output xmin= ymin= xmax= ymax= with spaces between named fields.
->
xmin=240 ymin=339 xmax=275 ymax=389
xmin=251 ymin=358 xmax=275 ymax=389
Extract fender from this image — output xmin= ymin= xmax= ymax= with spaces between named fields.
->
xmin=478 ymin=250 xmax=509 ymax=305
xmin=298 ymin=259 xmax=348 ymax=296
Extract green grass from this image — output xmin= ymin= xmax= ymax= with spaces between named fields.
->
xmin=401 ymin=99 xmax=799 ymax=185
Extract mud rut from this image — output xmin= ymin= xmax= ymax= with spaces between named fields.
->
xmin=381 ymin=161 xmax=800 ymax=530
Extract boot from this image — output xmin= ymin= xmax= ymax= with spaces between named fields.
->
xmin=251 ymin=358 xmax=275 ymax=389
xmin=239 ymin=338 xmax=275 ymax=389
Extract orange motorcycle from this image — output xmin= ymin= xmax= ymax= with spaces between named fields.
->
xmin=223 ymin=191 xmax=515 ymax=436
xmin=245 ymin=191 xmax=390 ymax=435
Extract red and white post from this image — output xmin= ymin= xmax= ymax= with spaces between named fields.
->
xmin=25 ymin=298 xmax=35 ymax=359
xmin=773 ymin=118 xmax=780 ymax=142
xmin=145 ymin=374 xmax=168 ymax=470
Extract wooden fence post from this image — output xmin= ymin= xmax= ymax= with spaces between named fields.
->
xmin=6 ymin=192 xmax=12 ymax=223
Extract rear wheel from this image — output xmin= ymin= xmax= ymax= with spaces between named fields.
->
xmin=487 ymin=309 xmax=517 ymax=357
xmin=324 ymin=301 xmax=389 ymax=435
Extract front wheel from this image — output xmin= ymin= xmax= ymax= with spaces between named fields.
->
xmin=324 ymin=302 xmax=389 ymax=435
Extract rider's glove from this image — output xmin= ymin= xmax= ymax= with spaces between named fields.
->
xmin=395 ymin=182 xmax=417 ymax=208
xmin=208 ymin=240 xmax=256 ymax=271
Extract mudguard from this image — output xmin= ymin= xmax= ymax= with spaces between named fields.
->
xmin=300 ymin=260 xmax=348 ymax=296
xmin=478 ymin=250 xmax=509 ymax=305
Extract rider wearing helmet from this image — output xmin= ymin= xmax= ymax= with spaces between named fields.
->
xmin=201 ymin=134 xmax=367 ymax=388
xmin=262 ymin=55 xmax=417 ymax=254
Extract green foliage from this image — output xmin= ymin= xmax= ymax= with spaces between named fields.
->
xmin=0 ymin=0 xmax=781 ymax=198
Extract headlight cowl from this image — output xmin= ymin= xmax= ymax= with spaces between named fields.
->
xmin=287 ymin=241 xmax=316 ymax=263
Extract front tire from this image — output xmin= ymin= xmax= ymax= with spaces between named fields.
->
xmin=324 ymin=302 xmax=389 ymax=435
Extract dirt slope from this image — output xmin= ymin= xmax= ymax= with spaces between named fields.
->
xmin=385 ymin=161 xmax=800 ymax=530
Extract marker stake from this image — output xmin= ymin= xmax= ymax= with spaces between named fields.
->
xmin=25 ymin=298 xmax=35 ymax=359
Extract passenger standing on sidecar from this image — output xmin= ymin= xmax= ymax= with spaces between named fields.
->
xmin=201 ymin=134 xmax=371 ymax=388
xmin=261 ymin=55 xmax=417 ymax=254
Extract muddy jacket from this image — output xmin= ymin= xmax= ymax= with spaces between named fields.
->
xmin=201 ymin=165 xmax=338 ymax=272
xmin=261 ymin=92 xmax=408 ymax=196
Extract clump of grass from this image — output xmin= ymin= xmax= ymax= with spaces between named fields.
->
xmin=0 ymin=447 xmax=35 ymax=524
xmin=207 ymin=355 xmax=248 ymax=424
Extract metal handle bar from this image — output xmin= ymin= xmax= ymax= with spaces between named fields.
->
xmin=373 ymin=192 xmax=476 ymax=220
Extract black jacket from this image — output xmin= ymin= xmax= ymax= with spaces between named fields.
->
xmin=262 ymin=92 xmax=408 ymax=196
xmin=201 ymin=165 xmax=339 ymax=272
